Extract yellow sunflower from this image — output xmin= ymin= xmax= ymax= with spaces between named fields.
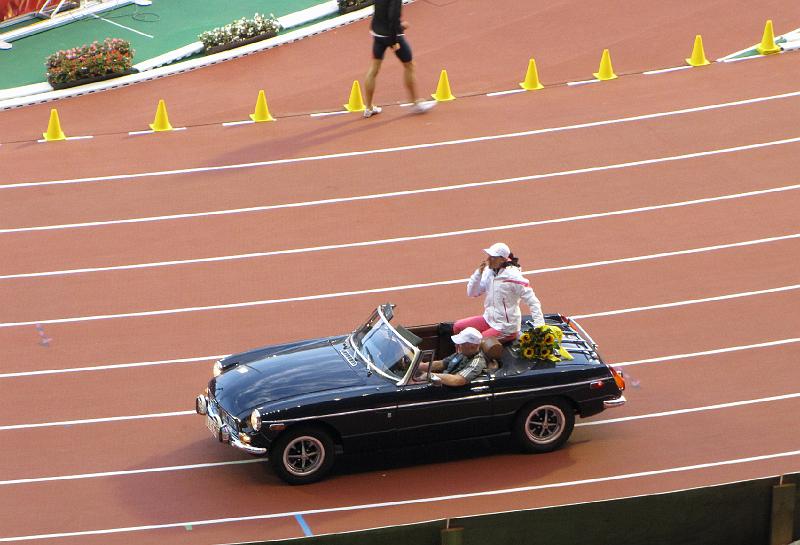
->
xmin=522 ymin=347 xmax=535 ymax=359
xmin=520 ymin=332 xmax=532 ymax=344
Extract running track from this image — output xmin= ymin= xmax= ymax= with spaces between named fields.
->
xmin=1 ymin=0 xmax=799 ymax=543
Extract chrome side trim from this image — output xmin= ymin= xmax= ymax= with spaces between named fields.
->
xmin=263 ymin=405 xmax=397 ymax=424
xmin=262 ymin=379 xmax=613 ymax=425
xmin=603 ymin=395 xmax=627 ymax=409
xmin=395 ymin=393 xmax=492 ymax=409
xmin=493 ymin=378 xmax=598 ymax=397
xmin=262 ymin=392 xmax=494 ymax=424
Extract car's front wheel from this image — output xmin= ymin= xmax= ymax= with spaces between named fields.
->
xmin=270 ymin=426 xmax=335 ymax=485
xmin=513 ymin=397 xmax=575 ymax=453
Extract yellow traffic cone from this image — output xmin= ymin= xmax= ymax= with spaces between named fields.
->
xmin=149 ymin=99 xmax=173 ymax=132
xmin=519 ymin=58 xmax=544 ymax=90
xmin=593 ymin=49 xmax=617 ymax=80
xmin=249 ymin=90 xmax=275 ymax=122
xmin=42 ymin=108 xmax=66 ymax=141
xmin=756 ymin=19 xmax=781 ymax=55
xmin=686 ymin=35 xmax=710 ymax=66
xmin=431 ymin=69 xmax=456 ymax=101
xmin=344 ymin=81 xmax=366 ymax=112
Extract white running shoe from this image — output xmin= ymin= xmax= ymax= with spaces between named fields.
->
xmin=411 ymin=100 xmax=436 ymax=114
xmin=363 ymin=106 xmax=382 ymax=118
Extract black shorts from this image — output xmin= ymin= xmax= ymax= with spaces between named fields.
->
xmin=372 ymin=35 xmax=412 ymax=63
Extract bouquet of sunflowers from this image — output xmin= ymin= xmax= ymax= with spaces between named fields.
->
xmin=515 ymin=324 xmax=574 ymax=363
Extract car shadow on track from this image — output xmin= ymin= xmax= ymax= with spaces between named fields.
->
xmin=334 ymin=435 xmax=581 ymax=479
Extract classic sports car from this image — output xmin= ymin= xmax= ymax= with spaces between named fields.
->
xmin=195 ymin=304 xmax=626 ymax=484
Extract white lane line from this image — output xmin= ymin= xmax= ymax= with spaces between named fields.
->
xmin=577 ymin=392 xmax=800 ymax=427
xmin=2 ymin=186 xmax=798 ymax=280
xmin=90 ymin=13 xmax=154 ymax=38
xmin=567 ymin=79 xmax=601 ymax=86
xmin=1 ymin=449 xmax=798 ymax=541
xmin=0 ymin=212 xmax=800 ymax=280
xmin=613 ymin=338 xmax=800 ymax=367
xmin=0 ymin=458 xmax=264 ymax=486
xmin=36 ymin=136 xmax=93 ymax=143
xmin=222 ymin=120 xmax=255 ymax=127
xmin=3 ymin=391 xmax=798 ymax=479
xmin=5 ymin=367 xmax=798 ymax=430
xmin=309 ymin=110 xmax=349 ymax=117
xmin=571 ymin=285 xmax=800 ymax=320
xmin=1 ymin=269 xmax=797 ymax=330
xmin=4 ymin=89 xmax=800 ymax=191
xmin=128 ymin=127 xmax=186 ymax=136
xmin=0 ymin=355 xmax=223 ymax=379
xmin=0 ymin=410 xmax=195 ymax=431
xmin=4 ymin=135 xmax=800 ymax=235
xmin=644 ymin=66 xmax=692 ymax=75
xmin=486 ymin=89 xmax=526 ymax=97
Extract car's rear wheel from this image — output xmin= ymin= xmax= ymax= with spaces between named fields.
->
xmin=270 ymin=426 xmax=335 ymax=484
xmin=513 ymin=397 xmax=575 ymax=453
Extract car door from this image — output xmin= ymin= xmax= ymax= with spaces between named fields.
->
xmin=393 ymin=375 xmax=493 ymax=446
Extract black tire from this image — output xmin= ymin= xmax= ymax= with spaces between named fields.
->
xmin=513 ymin=397 xmax=575 ymax=453
xmin=269 ymin=426 xmax=335 ymax=485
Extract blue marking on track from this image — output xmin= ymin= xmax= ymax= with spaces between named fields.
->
xmin=295 ymin=514 xmax=313 ymax=536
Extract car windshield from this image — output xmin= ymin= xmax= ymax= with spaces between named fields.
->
xmin=351 ymin=311 xmax=416 ymax=381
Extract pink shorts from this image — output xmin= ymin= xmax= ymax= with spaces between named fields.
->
xmin=453 ymin=315 xmax=517 ymax=343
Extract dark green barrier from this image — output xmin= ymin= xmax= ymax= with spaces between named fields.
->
xmin=251 ymin=473 xmax=799 ymax=545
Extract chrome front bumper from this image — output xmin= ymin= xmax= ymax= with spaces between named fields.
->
xmin=195 ymin=394 xmax=267 ymax=456
xmin=603 ymin=395 xmax=627 ymax=409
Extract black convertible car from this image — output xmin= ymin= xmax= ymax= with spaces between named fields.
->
xmin=195 ymin=304 xmax=626 ymax=484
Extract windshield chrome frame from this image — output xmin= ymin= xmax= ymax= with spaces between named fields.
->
xmin=349 ymin=305 xmax=420 ymax=384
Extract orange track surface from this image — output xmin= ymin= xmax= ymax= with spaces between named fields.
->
xmin=1 ymin=0 xmax=799 ymax=543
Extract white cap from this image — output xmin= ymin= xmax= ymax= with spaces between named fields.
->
xmin=451 ymin=327 xmax=483 ymax=345
xmin=483 ymin=242 xmax=510 ymax=259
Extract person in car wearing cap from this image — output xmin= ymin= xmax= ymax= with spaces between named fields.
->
xmin=418 ymin=327 xmax=487 ymax=386
xmin=454 ymin=242 xmax=545 ymax=342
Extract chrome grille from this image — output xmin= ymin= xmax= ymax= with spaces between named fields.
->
xmin=208 ymin=396 xmax=239 ymax=432
xmin=218 ymin=406 xmax=239 ymax=432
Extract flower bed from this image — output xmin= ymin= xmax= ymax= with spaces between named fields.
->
xmin=46 ymin=38 xmax=135 ymax=87
xmin=338 ymin=0 xmax=374 ymax=14
xmin=199 ymin=13 xmax=282 ymax=54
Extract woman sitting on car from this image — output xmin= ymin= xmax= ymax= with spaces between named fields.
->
xmin=454 ymin=242 xmax=545 ymax=342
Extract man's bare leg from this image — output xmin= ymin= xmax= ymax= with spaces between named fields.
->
xmin=404 ymin=60 xmax=435 ymax=113
xmin=364 ymin=59 xmax=382 ymax=110
xmin=403 ymin=60 xmax=419 ymax=104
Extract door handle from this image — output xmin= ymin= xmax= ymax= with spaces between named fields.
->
xmin=470 ymin=385 xmax=490 ymax=392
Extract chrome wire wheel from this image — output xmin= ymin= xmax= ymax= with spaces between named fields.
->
xmin=524 ymin=404 xmax=565 ymax=444
xmin=283 ymin=435 xmax=325 ymax=476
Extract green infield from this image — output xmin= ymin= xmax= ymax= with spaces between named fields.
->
xmin=0 ymin=0 xmax=328 ymax=89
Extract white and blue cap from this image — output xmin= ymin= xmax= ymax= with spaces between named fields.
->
xmin=483 ymin=242 xmax=510 ymax=259
xmin=451 ymin=327 xmax=483 ymax=345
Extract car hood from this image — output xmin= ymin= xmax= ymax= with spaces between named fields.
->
xmin=211 ymin=339 xmax=364 ymax=417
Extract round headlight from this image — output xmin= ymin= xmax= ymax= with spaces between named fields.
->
xmin=250 ymin=409 xmax=261 ymax=432
xmin=212 ymin=360 xmax=223 ymax=377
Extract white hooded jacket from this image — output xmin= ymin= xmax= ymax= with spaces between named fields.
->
xmin=466 ymin=265 xmax=544 ymax=334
